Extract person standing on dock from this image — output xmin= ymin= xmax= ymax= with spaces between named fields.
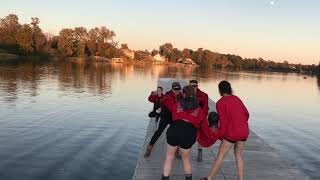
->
xmin=201 ymin=80 xmax=249 ymax=180
xmin=162 ymin=85 xmax=206 ymax=180
xmin=144 ymin=82 xmax=183 ymax=157
xmin=189 ymin=79 xmax=209 ymax=162
xmin=148 ymin=86 xmax=164 ymax=122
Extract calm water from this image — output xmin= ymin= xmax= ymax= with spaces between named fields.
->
xmin=0 ymin=60 xmax=319 ymax=180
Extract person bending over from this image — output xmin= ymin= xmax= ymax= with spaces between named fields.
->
xmin=148 ymin=86 xmax=164 ymax=122
xmin=144 ymin=82 xmax=182 ymax=157
xmin=201 ymin=81 xmax=249 ymax=180
xmin=162 ymin=85 xmax=205 ymax=180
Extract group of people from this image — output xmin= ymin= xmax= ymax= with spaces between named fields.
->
xmin=146 ymin=80 xmax=249 ymax=180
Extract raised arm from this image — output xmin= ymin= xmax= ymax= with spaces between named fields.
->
xmin=148 ymin=93 xmax=157 ymax=103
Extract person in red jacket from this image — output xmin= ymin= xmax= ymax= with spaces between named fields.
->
xmin=162 ymin=85 xmax=205 ymax=180
xmin=201 ymin=80 xmax=249 ymax=180
xmin=189 ymin=80 xmax=209 ymax=117
xmin=144 ymin=82 xmax=183 ymax=158
xmin=148 ymin=86 xmax=164 ymax=122
xmin=189 ymin=79 xmax=209 ymax=162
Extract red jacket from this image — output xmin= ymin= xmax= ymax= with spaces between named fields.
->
xmin=148 ymin=93 xmax=164 ymax=103
xmin=196 ymin=89 xmax=209 ymax=117
xmin=197 ymin=119 xmax=219 ymax=147
xmin=168 ymin=99 xmax=218 ymax=147
xmin=171 ymin=102 xmax=204 ymax=128
xmin=216 ymin=95 xmax=249 ymax=141
xmin=162 ymin=90 xmax=183 ymax=111
xmin=148 ymin=93 xmax=165 ymax=111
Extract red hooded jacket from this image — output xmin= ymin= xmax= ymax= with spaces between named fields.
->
xmin=166 ymin=99 xmax=219 ymax=147
xmin=162 ymin=90 xmax=183 ymax=111
xmin=148 ymin=93 xmax=164 ymax=103
xmin=196 ymin=89 xmax=209 ymax=117
xmin=171 ymin=102 xmax=204 ymax=128
xmin=148 ymin=92 xmax=164 ymax=111
xmin=216 ymin=95 xmax=249 ymax=141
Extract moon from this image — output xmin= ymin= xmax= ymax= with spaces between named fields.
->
xmin=270 ymin=1 xmax=275 ymax=6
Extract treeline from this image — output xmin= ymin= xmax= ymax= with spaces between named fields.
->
xmin=1 ymin=14 xmax=319 ymax=74
xmin=0 ymin=14 xmax=120 ymax=58
xmin=136 ymin=42 xmax=320 ymax=74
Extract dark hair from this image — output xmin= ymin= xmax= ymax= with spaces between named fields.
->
xmin=218 ymin=80 xmax=232 ymax=96
xmin=208 ymin=111 xmax=219 ymax=128
xmin=189 ymin=80 xmax=198 ymax=84
xmin=182 ymin=85 xmax=195 ymax=98
xmin=157 ymin=86 xmax=163 ymax=91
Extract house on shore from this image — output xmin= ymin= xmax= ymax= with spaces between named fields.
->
xmin=112 ymin=58 xmax=124 ymax=63
xmin=178 ymin=58 xmax=197 ymax=65
xmin=153 ymin=54 xmax=166 ymax=64
xmin=121 ymin=49 xmax=135 ymax=60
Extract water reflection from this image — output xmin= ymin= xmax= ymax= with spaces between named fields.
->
xmin=1 ymin=60 xmax=320 ymax=179
xmin=0 ymin=61 xmax=43 ymax=103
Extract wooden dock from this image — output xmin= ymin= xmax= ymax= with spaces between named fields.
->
xmin=132 ymin=118 xmax=309 ymax=180
xmin=133 ymin=78 xmax=309 ymax=179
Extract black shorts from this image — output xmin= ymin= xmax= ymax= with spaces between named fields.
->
xmin=166 ymin=120 xmax=197 ymax=149
xmin=224 ymin=138 xmax=247 ymax=144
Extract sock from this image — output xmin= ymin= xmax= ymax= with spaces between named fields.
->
xmin=162 ymin=174 xmax=169 ymax=180
xmin=185 ymin=173 xmax=192 ymax=180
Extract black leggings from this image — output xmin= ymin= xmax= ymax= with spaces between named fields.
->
xmin=149 ymin=107 xmax=172 ymax=145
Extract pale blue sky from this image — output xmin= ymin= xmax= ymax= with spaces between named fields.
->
xmin=1 ymin=0 xmax=320 ymax=64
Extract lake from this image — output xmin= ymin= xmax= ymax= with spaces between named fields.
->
xmin=0 ymin=60 xmax=319 ymax=179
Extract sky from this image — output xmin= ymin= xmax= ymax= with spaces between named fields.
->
xmin=1 ymin=0 xmax=320 ymax=64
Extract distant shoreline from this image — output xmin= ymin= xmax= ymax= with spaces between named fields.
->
xmin=1 ymin=54 xmax=318 ymax=76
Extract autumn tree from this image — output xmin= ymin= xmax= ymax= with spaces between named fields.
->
xmin=30 ymin=17 xmax=46 ymax=53
xmin=182 ymin=48 xmax=192 ymax=58
xmin=0 ymin=14 xmax=20 ymax=44
xmin=97 ymin=26 xmax=116 ymax=57
xmin=58 ymin=28 xmax=74 ymax=57
xmin=87 ymin=27 xmax=99 ymax=56
xmin=121 ymin=43 xmax=128 ymax=49
xmin=15 ymin=24 xmax=33 ymax=54
xmin=151 ymin=49 xmax=159 ymax=56
xmin=159 ymin=43 xmax=173 ymax=61
xmin=73 ymin=27 xmax=87 ymax=57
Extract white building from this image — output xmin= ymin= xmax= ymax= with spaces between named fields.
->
xmin=153 ymin=54 xmax=166 ymax=63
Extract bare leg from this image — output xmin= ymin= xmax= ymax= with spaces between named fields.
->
xmin=163 ymin=144 xmax=178 ymax=177
xmin=207 ymin=140 xmax=233 ymax=180
xmin=234 ymin=141 xmax=245 ymax=180
xmin=180 ymin=147 xmax=192 ymax=175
